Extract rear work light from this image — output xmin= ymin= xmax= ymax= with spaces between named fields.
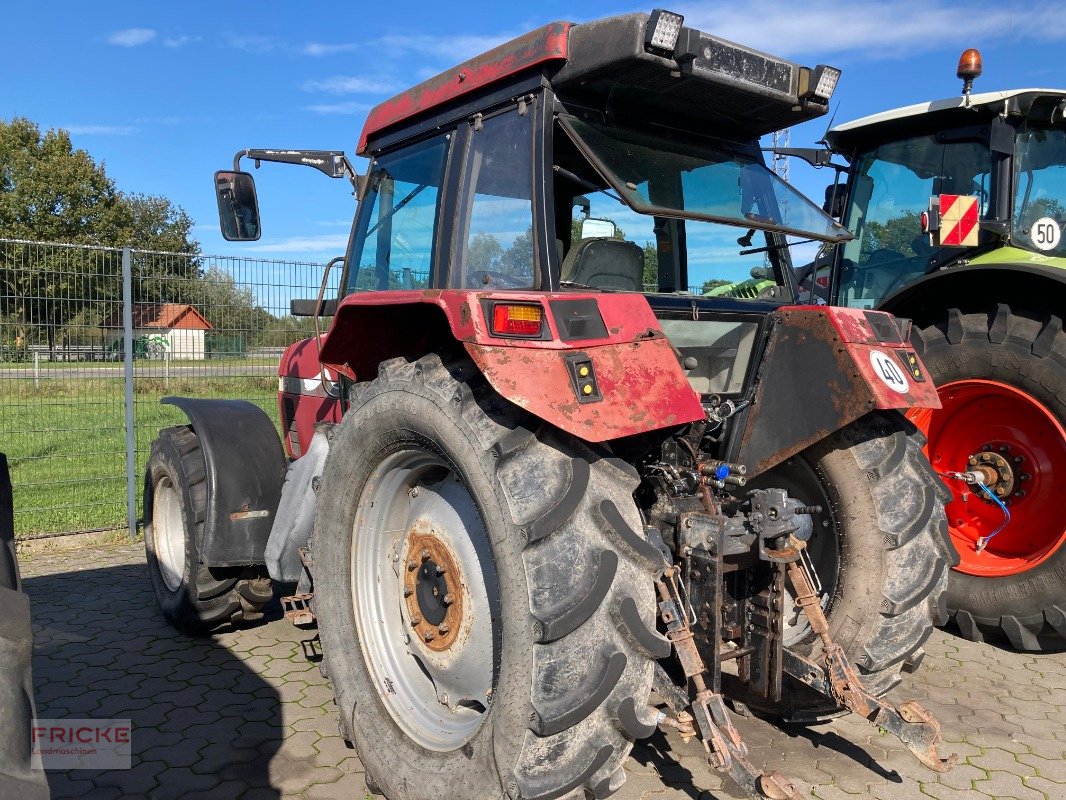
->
xmin=800 ymin=64 xmax=841 ymax=102
xmin=491 ymin=303 xmax=544 ymax=337
xmin=645 ymin=9 xmax=684 ymax=55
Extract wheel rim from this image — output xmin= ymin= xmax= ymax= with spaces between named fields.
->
xmin=747 ymin=457 xmax=838 ymax=647
xmin=153 ymin=477 xmax=185 ymax=592
xmin=910 ymin=379 xmax=1066 ymax=577
xmin=352 ymin=449 xmax=499 ymax=751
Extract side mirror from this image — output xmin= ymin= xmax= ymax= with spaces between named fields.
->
xmin=214 ymin=170 xmax=261 ymax=241
xmin=823 ymin=182 xmax=846 ymax=219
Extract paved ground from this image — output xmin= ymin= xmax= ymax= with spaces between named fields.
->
xmin=21 ymin=543 xmax=1066 ymax=800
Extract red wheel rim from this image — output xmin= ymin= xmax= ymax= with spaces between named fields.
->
xmin=909 ymin=380 xmax=1066 ymax=577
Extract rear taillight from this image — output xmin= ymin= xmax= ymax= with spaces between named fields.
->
xmin=491 ymin=303 xmax=543 ymax=337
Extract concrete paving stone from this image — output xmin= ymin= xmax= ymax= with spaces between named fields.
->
xmin=930 ymin=762 xmax=987 ymax=791
xmin=179 ymin=778 xmax=251 ymax=800
xmin=146 ymin=767 xmax=222 ymax=799
xmin=974 ymin=770 xmax=1054 ymax=800
xmin=140 ymin=736 xmax=208 ymax=768
xmin=271 ymin=754 xmax=340 ymax=794
xmin=863 ymin=776 xmax=926 ymax=800
xmin=46 ymin=771 xmax=104 ymax=800
xmin=312 ymin=734 xmax=361 ymax=769
xmin=979 ymin=742 xmax=1041 ymax=772
xmin=299 ymin=683 xmax=338 ymax=710
xmin=238 ymin=788 xmax=283 ymax=800
xmin=190 ymin=745 xmax=268 ymax=777
xmin=920 ymin=782 xmax=994 ymax=800
xmin=305 ymin=770 xmax=368 ymax=800
xmin=1024 ymin=775 xmax=1065 ymax=797
xmin=1017 ymin=752 xmax=1066 ymax=782
xmin=91 ymin=759 xmax=167 ymax=795
xmin=275 ymin=729 xmax=320 ymax=760
xmin=291 ymin=710 xmax=338 ymax=736
xmin=810 ymin=786 xmax=866 ymax=799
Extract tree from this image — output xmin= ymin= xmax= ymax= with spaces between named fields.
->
xmin=0 ymin=117 xmax=200 ymax=357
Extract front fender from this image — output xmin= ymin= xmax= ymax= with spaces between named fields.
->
xmin=162 ymin=397 xmax=287 ymax=567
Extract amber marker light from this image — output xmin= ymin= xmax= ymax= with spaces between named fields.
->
xmin=957 ymin=48 xmax=982 ymax=103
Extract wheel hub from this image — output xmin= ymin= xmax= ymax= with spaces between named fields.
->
xmin=404 ymin=527 xmax=463 ymax=652
xmin=967 ymin=447 xmax=1021 ymax=500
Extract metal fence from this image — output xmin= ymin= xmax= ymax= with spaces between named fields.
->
xmin=0 ymin=238 xmax=340 ymax=540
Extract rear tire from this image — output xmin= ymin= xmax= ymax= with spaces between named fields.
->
xmin=144 ymin=426 xmax=273 ymax=633
xmin=915 ymin=305 xmax=1066 ymax=650
xmin=313 ymin=355 xmax=663 ymax=800
xmin=759 ymin=412 xmax=954 ymax=718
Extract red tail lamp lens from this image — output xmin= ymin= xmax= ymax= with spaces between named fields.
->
xmin=491 ymin=304 xmax=543 ymax=337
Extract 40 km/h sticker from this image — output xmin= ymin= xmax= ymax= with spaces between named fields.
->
xmin=1031 ymin=217 xmax=1061 ymax=251
xmin=870 ymin=350 xmax=909 ymax=394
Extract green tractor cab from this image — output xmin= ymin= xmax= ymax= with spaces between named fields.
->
xmin=816 ymin=59 xmax=1066 ymax=651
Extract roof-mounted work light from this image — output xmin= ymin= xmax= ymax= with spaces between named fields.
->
xmin=645 ymin=9 xmax=684 ymax=56
xmin=800 ymin=65 xmax=841 ymax=102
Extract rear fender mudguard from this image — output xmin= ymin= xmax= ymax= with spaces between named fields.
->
xmin=162 ymin=397 xmax=287 ymax=567
xmin=319 ymin=290 xmax=705 ymax=442
xmin=730 ymin=306 xmax=941 ymax=476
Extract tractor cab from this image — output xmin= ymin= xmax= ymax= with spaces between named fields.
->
xmin=822 ymin=84 xmax=1066 ymax=312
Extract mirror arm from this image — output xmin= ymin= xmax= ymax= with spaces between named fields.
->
xmin=232 ymin=149 xmax=364 ymax=192
xmin=763 ymin=147 xmax=849 ymax=172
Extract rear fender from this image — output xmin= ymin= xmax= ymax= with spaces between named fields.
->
xmin=319 ymin=290 xmax=705 ymax=442
xmin=162 ymin=397 xmax=287 ymax=567
xmin=730 ymin=306 xmax=940 ymax=476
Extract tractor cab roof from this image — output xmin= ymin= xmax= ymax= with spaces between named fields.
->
xmin=827 ymin=88 xmax=1066 ymax=155
xmin=358 ymin=11 xmax=840 ymax=155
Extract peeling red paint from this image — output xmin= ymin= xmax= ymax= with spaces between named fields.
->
xmin=358 ymin=23 xmax=572 ymax=154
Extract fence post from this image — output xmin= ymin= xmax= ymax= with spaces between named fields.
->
xmin=122 ymin=248 xmax=137 ymax=541
xmin=164 ymin=349 xmax=170 ymax=390
xmin=33 ymin=352 xmax=39 ymax=389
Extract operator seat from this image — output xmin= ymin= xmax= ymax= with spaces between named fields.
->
xmin=561 ymin=237 xmax=644 ymax=291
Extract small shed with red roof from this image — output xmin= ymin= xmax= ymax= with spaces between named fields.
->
xmin=104 ymin=303 xmax=213 ymax=360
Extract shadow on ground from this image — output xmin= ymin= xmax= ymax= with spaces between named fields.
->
xmin=25 ymin=561 xmax=283 ymax=800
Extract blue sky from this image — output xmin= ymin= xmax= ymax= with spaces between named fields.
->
xmin=3 ymin=0 xmax=1066 ymax=268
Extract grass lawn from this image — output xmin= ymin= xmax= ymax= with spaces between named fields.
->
xmin=0 ymin=376 xmax=278 ymax=538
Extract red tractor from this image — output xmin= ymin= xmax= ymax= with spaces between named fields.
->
xmin=146 ymin=11 xmax=957 ymax=799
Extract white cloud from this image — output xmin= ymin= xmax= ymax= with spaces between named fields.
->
xmin=107 ymin=28 xmax=156 ymax=47
xmin=680 ymin=1 xmax=1066 ymax=60
xmin=64 ymin=125 xmax=138 ymax=136
xmin=302 ymin=76 xmax=398 ymax=94
xmin=227 ymin=34 xmax=284 ymax=54
xmin=373 ymin=31 xmax=514 ymax=62
xmin=246 ymin=234 xmax=350 ymax=253
xmin=163 ymin=35 xmax=200 ymax=49
xmin=301 ymin=42 xmax=360 ymax=57
xmin=305 ymin=101 xmax=370 ymax=115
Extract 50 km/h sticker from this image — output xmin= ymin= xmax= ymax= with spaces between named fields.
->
xmin=870 ymin=350 xmax=909 ymax=394
xmin=1031 ymin=217 xmax=1061 ymax=251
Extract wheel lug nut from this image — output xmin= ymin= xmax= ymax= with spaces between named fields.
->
xmin=420 ymin=548 xmax=430 ymax=560
xmin=1013 ymin=456 xmax=1024 ymax=464
xmin=1020 ymin=473 xmax=1031 ymax=481
xmin=998 ymin=445 xmax=1009 ymax=453
xmin=407 ymin=559 xmax=418 ymax=571
xmin=438 ymin=623 xmax=450 ymax=634
xmin=410 ymin=487 xmax=420 ymax=498
xmin=967 ymin=456 xmax=978 ymax=465
xmin=443 ymin=593 xmax=454 ymax=605
xmin=436 ymin=565 xmax=446 ymax=575
xmin=403 ymin=587 xmax=413 ymax=597
xmin=423 ymin=631 xmax=435 ymax=642
xmin=410 ymin=614 xmax=422 ymax=625
xmin=1015 ymin=490 xmax=1027 ymax=498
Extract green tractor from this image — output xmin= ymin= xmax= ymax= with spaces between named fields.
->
xmin=807 ymin=51 xmax=1066 ymax=650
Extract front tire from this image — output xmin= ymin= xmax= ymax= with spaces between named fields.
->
xmin=144 ymin=426 xmax=273 ymax=632
xmin=914 ymin=305 xmax=1066 ymax=650
xmin=313 ymin=356 xmax=665 ymax=800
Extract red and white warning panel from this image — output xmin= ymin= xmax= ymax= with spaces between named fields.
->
xmin=938 ymin=194 xmax=979 ymax=246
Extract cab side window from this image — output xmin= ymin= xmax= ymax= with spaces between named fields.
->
xmin=347 ymin=135 xmax=449 ymax=293
xmin=454 ymin=109 xmax=537 ymax=289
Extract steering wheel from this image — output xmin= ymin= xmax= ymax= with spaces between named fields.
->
xmin=469 ymin=270 xmax=529 ymax=289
